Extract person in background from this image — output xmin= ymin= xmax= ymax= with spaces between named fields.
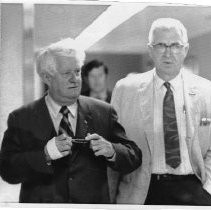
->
xmin=110 ymin=18 xmax=211 ymax=205
xmin=81 ymin=60 xmax=112 ymax=103
xmin=0 ymin=38 xmax=142 ymax=203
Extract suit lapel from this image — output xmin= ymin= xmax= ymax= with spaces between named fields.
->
xmin=138 ymin=71 xmax=154 ymax=154
xmin=75 ymin=97 xmax=92 ymax=138
xmin=33 ymin=97 xmax=56 ymax=142
xmin=182 ymin=70 xmax=204 ymax=178
xmin=70 ymin=96 xmax=93 ymax=163
xmin=182 ymin=70 xmax=200 ymax=147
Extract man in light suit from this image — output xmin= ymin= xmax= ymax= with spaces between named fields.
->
xmin=0 ymin=38 xmax=142 ymax=203
xmin=110 ymin=18 xmax=211 ymax=205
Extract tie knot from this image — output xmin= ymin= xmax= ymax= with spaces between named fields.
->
xmin=164 ymin=82 xmax=171 ymax=90
xmin=60 ymin=106 xmax=70 ymax=116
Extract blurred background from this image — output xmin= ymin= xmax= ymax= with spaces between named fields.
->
xmin=1 ymin=0 xmax=211 ymax=202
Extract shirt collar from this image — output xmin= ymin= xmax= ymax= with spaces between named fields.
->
xmin=169 ymin=71 xmax=182 ymax=91
xmin=154 ymin=71 xmax=182 ymax=91
xmin=45 ymin=94 xmax=77 ymax=118
xmin=154 ymin=72 xmax=164 ymax=90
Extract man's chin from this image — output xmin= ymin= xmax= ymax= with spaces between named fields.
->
xmin=64 ymin=94 xmax=80 ymax=104
xmin=69 ymin=92 xmax=80 ymax=98
xmin=65 ymin=89 xmax=81 ymax=98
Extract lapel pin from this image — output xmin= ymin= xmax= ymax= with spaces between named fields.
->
xmin=189 ymin=91 xmax=196 ymax=95
xmin=200 ymin=118 xmax=211 ymax=126
xmin=189 ymin=87 xmax=197 ymax=95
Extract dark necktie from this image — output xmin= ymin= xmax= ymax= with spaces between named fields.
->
xmin=163 ymin=82 xmax=181 ymax=169
xmin=59 ymin=106 xmax=74 ymax=138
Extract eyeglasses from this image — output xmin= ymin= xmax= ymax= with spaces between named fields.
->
xmin=150 ymin=43 xmax=186 ymax=54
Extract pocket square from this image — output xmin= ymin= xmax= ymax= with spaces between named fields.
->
xmin=200 ymin=118 xmax=211 ymax=126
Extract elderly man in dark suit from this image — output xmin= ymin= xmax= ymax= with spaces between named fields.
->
xmin=0 ymin=38 xmax=142 ymax=203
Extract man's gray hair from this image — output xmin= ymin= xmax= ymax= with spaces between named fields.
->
xmin=36 ymin=38 xmax=86 ymax=77
xmin=148 ymin=18 xmax=188 ymax=45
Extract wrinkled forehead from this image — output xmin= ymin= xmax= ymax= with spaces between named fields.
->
xmin=152 ymin=27 xmax=184 ymax=44
xmin=55 ymin=55 xmax=81 ymax=72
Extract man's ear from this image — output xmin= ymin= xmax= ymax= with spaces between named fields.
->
xmin=184 ymin=43 xmax=189 ymax=57
xmin=147 ymin=44 xmax=153 ymax=59
xmin=41 ymin=72 xmax=51 ymax=86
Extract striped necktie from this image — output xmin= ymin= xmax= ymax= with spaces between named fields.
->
xmin=58 ymin=106 xmax=74 ymax=137
xmin=163 ymin=82 xmax=181 ymax=169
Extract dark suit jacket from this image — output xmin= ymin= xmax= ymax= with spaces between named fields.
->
xmin=0 ymin=95 xmax=141 ymax=203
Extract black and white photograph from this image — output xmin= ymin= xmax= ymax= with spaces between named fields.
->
xmin=1 ymin=0 xmax=211 ymax=209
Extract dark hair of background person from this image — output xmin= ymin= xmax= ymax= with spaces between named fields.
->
xmin=82 ymin=60 xmax=108 ymax=77
xmin=81 ymin=60 xmax=111 ymax=103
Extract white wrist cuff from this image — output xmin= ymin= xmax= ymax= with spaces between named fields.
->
xmin=46 ymin=137 xmax=63 ymax=160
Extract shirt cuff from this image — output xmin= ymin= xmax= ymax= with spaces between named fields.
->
xmin=46 ymin=137 xmax=63 ymax=160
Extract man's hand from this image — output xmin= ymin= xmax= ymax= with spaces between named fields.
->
xmin=45 ymin=134 xmax=72 ymax=160
xmin=55 ymin=134 xmax=73 ymax=156
xmin=86 ymin=133 xmax=115 ymax=158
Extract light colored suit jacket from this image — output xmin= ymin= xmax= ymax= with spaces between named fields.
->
xmin=109 ymin=68 xmax=211 ymax=204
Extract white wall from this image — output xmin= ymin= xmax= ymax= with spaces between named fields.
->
xmin=0 ymin=3 xmax=23 ymax=202
xmin=189 ymin=32 xmax=211 ymax=81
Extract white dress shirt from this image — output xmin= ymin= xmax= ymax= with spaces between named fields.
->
xmin=152 ymin=71 xmax=194 ymax=175
xmin=45 ymin=94 xmax=78 ymax=135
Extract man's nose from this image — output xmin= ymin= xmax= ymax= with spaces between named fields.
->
xmin=68 ymin=74 xmax=79 ymax=82
xmin=163 ymin=46 xmax=171 ymax=56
